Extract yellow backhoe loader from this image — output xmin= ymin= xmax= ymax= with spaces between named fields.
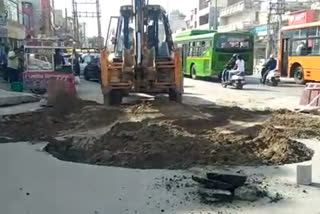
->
xmin=100 ymin=0 xmax=183 ymax=105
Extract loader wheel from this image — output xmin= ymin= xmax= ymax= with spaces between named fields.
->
xmin=169 ymin=88 xmax=182 ymax=103
xmin=104 ymin=90 xmax=123 ymax=106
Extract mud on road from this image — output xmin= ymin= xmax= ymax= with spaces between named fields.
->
xmin=0 ymin=96 xmax=318 ymax=169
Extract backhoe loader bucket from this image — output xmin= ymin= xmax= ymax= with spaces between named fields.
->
xmin=299 ymin=83 xmax=320 ymax=112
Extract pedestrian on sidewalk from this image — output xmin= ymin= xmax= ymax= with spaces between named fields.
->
xmin=0 ymin=39 xmax=8 ymax=80
xmin=17 ymin=46 xmax=25 ymax=81
xmin=72 ymin=49 xmax=80 ymax=76
xmin=7 ymin=48 xmax=19 ymax=83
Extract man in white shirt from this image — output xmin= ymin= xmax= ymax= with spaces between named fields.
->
xmin=296 ymin=42 xmax=306 ymax=56
xmin=7 ymin=48 xmax=19 ymax=82
xmin=228 ymin=55 xmax=245 ymax=81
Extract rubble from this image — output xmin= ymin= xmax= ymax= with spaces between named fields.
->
xmin=0 ymin=99 xmax=318 ymax=169
xmin=192 ymin=176 xmax=235 ymax=190
xmin=198 ymin=187 xmax=233 ymax=203
xmin=206 ymin=173 xmax=247 ymax=188
xmin=234 ymin=185 xmax=263 ymax=202
xmin=192 ymin=172 xmax=267 ymax=203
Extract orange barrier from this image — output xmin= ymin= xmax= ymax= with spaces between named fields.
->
xmin=47 ymin=75 xmax=77 ymax=103
xmin=299 ymin=83 xmax=320 ymax=111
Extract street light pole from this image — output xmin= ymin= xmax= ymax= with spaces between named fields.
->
xmin=96 ymin=0 xmax=103 ymax=49
xmin=214 ymin=0 xmax=218 ymax=30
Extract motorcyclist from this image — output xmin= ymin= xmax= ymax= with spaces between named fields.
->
xmin=222 ymin=54 xmax=238 ymax=82
xmin=261 ymin=54 xmax=277 ymax=84
xmin=228 ymin=54 xmax=245 ymax=81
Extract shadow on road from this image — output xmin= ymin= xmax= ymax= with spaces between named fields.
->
xmin=244 ymin=88 xmax=274 ymax=92
xmin=311 ymin=183 xmax=320 ymax=189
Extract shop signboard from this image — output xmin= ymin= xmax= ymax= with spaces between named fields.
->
xmin=289 ymin=10 xmax=315 ymax=26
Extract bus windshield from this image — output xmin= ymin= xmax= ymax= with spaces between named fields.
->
xmin=216 ymin=34 xmax=252 ymax=50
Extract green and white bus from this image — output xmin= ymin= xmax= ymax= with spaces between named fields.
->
xmin=174 ymin=30 xmax=254 ymax=79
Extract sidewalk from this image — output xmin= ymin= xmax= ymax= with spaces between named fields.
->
xmin=0 ymin=89 xmax=40 ymax=107
xmin=0 ymin=140 xmax=319 ymax=214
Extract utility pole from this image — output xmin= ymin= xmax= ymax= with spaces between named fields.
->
xmin=96 ymin=0 xmax=103 ymax=48
xmin=65 ymin=8 xmax=68 ymax=34
xmin=51 ymin=0 xmax=56 ymax=36
xmin=72 ymin=0 xmax=78 ymax=43
xmin=266 ymin=0 xmax=272 ymax=59
xmin=266 ymin=0 xmax=285 ymax=59
xmin=214 ymin=0 xmax=218 ymax=30
xmin=72 ymin=0 xmax=102 ymax=49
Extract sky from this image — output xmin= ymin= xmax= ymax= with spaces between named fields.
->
xmin=54 ymin=0 xmax=196 ymax=37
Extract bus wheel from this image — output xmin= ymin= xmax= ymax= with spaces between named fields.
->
xmin=191 ymin=65 xmax=197 ymax=80
xmin=293 ymin=66 xmax=305 ymax=85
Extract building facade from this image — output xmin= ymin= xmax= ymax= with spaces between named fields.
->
xmin=185 ymin=8 xmax=198 ymax=29
xmin=218 ymin=0 xmax=261 ymax=32
xmin=0 ymin=0 xmax=25 ymax=48
xmin=169 ymin=10 xmax=187 ymax=33
xmin=185 ymin=0 xmax=228 ymax=30
xmin=21 ymin=0 xmax=41 ymax=38
xmin=252 ymin=0 xmax=315 ymax=67
xmin=79 ymin=22 xmax=88 ymax=48
xmin=198 ymin=0 xmax=228 ymax=30
xmin=54 ymin=9 xmax=64 ymax=27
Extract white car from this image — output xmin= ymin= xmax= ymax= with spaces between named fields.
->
xmin=80 ymin=53 xmax=100 ymax=76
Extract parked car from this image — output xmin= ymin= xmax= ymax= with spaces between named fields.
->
xmin=80 ymin=53 xmax=100 ymax=76
xmin=84 ymin=55 xmax=101 ymax=81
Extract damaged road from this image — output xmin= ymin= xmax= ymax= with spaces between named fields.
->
xmin=0 ymin=95 xmax=318 ymax=169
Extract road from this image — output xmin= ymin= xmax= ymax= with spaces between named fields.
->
xmin=78 ymin=76 xmax=305 ymax=110
xmin=183 ymin=77 xmax=304 ymax=110
xmin=0 ymin=77 xmax=318 ymax=214
xmin=1 ymin=141 xmax=319 ymax=214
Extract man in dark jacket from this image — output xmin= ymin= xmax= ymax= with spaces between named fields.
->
xmin=54 ymin=49 xmax=65 ymax=69
xmin=261 ymin=55 xmax=277 ymax=84
xmin=222 ymin=54 xmax=238 ymax=82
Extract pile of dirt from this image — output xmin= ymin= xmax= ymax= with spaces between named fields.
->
xmin=0 ymin=95 xmax=123 ymax=142
xmin=267 ymin=111 xmax=320 ymax=139
xmin=0 ymin=97 xmax=318 ymax=169
xmin=45 ymin=120 xmax=313 ymax=169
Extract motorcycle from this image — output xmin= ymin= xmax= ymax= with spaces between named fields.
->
xmin=221 ymin=69 xmax=246 ymax=89
xmin=261 ymin=66 xmax=280 ymax=86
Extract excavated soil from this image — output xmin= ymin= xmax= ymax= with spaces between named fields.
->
xmin=0 ymin=96 xmax=318 ymax=169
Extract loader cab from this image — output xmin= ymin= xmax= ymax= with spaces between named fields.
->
xmin=110 ymin=5 xmax=174 ymax=60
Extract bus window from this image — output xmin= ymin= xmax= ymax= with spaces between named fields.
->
xmin=188 ymin=42 xmax=196 ymax=56
xmin=199 ymin=40 xmax=210 ymax=55
xmin=308 ymin=27 xmax=317 ymax=37
xmin=291 ymin=40 xmax=310 ymax=56
xmin=300 ymin=29 xmax=308 ymax=38
xmin=292 ymin=30 xmax=300 ymax=39
xmin=216 ymin=34 xmax=251 ymax=50
xmin=310 ymin=38 xmax=320 ymax=55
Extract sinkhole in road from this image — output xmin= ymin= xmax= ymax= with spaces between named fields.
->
xmin=0 ymin=95 xmax=318 ymax=169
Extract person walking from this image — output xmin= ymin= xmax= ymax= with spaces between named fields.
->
xmin=7 ymin=48 xmax=19 ymax=83
xmin=72 ymin=49 xmax=80 ymax=76
xmin=0 ymin=40 xmax=8 ymax=80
